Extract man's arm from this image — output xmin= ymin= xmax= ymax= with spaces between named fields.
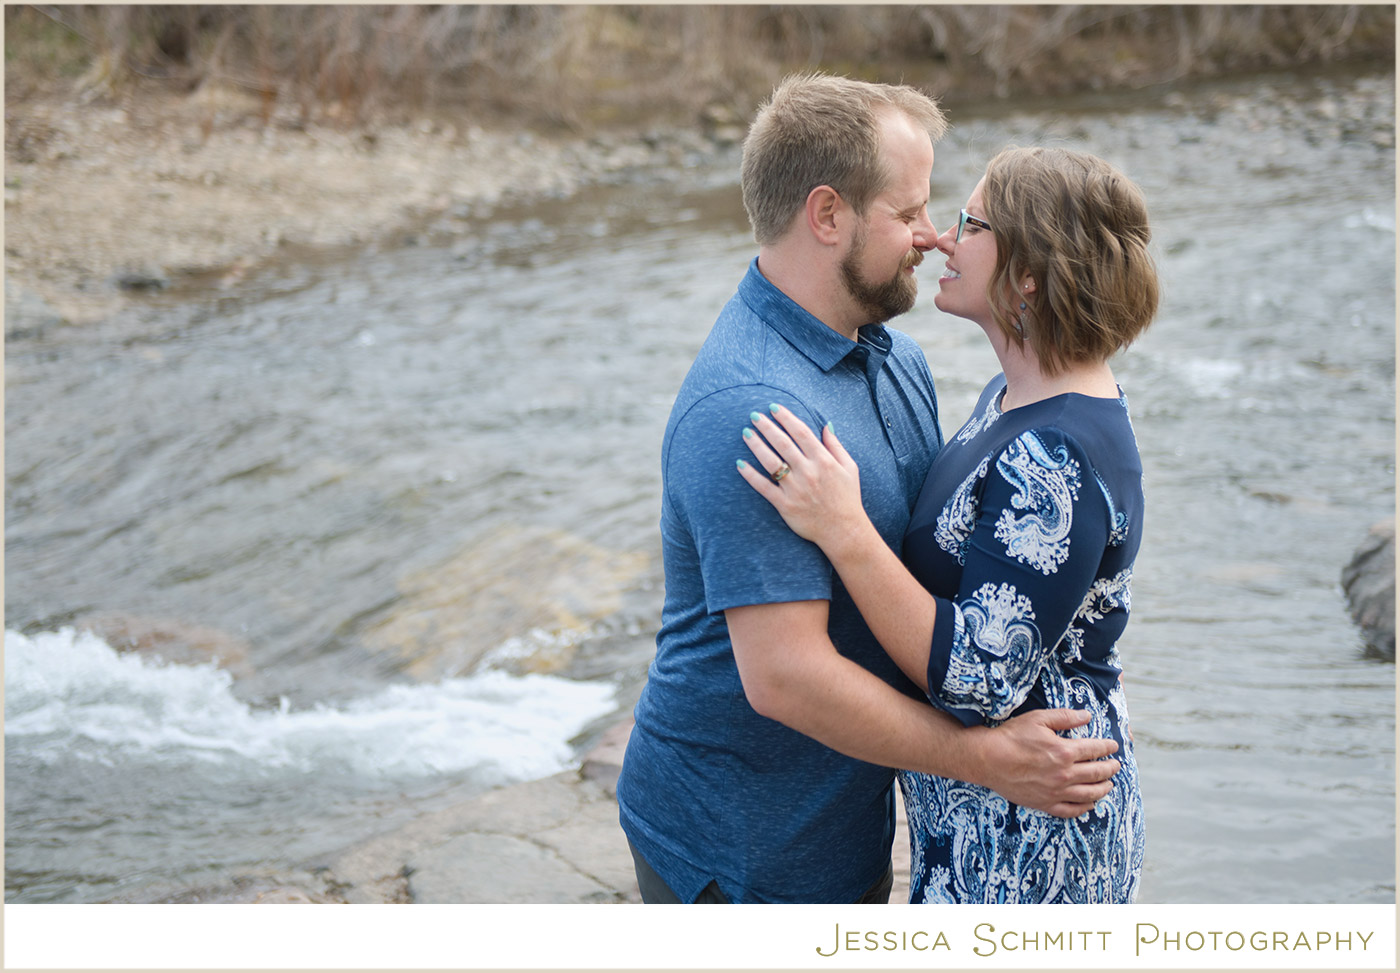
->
xmin=727 ymin=599 xmax=1119 ymax=818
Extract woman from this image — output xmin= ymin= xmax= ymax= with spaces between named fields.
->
xmin=737 ymin=146 xmax=1157 ymax=903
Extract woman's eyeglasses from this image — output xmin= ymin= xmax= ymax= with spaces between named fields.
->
xmin=956 ymin=209 xmax=992 ymax=243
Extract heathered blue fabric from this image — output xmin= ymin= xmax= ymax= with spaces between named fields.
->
xmin=616 ymin=258 xmax=943 ymax=903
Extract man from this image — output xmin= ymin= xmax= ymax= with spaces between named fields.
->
xmin=617 ymin=73 xmax=1120 ymax=905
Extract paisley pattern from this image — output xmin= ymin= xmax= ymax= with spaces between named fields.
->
xmin=933 ymin=456 xmax=990 ymax=564
xmin=941 ymin=583 xmax=1041 ymax=720
xmin=898 ymin=737 xmax=1144 ymax=903
xmin=1095 ymin=470 xmax=1131 ymax=547
xmin=1057 ymin=569 xmax=1133 ymax=666
xmin=902 ymin=620 xmax=1145 ymax=904
xmin=899 ymin=381 xmax=1145 ymax=904
xmin=953 ymin=391 xmax=1002 ymax=444
xmin=992 ymin=432 xmax=1081 ymax=575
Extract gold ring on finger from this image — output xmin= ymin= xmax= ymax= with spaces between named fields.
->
xmin=770 ymin=463 xmax=792 ymax=484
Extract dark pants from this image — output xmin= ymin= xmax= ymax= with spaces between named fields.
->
xmin=628 ymin=838 xmax=894 ymax=904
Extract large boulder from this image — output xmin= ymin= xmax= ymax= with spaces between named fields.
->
xmin=1340 ymin=519 xmax=1395 ymax=662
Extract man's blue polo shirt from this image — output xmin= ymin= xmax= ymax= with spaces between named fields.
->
xmin=617 ymin=258 xmax=943 ymax=903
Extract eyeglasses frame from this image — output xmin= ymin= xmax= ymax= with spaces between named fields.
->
xmin=956 ymin=209 xmax=992 ymax=243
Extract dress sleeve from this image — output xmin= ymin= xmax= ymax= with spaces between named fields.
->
xmin=924 ymin=426 xmax=1110 ymax=724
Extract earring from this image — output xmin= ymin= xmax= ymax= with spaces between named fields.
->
xmin=1014 ymin=301 xmax=1029 ymax=340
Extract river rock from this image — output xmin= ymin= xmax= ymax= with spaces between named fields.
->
xmin=318 ymin=769 xmax=639 ymax=904
xmin=112 ymin=268 xmax=169 ymax=291
xmin=143 ymin=874 xmax=342 ymax=904
xmin=362 ymin=524 xmax=649 ymax=681
xmin=580 ymin=718 xmax=633 ymax=796
xmin=73 ymin=611 xmax=256 ymax=679
xmin=1340 ymin=519 xmax=1395 ymax=661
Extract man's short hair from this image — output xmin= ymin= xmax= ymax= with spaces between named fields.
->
xmin=741 ymin=73 xmax=948 ymax=245
xmin=982 ymin=146 xmax=1160 ymax=375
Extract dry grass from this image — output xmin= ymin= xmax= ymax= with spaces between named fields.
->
xmin=6 ymin=5 xmax=1395 ymax=130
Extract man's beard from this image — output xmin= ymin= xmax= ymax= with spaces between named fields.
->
xmin=840 ymin=231 xmax=921 ymax=324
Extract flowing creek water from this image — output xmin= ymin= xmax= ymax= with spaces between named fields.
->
xmin=6 ymin=69 xmax=1394 ymax=904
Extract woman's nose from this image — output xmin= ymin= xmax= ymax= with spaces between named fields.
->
xmin=934 ymin=222 xmax=956 ymax=256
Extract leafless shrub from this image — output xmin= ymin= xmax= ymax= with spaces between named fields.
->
xmin=9 ymin=5 xmax=1394 ymax=129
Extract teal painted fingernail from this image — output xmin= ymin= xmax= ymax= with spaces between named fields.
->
xmin=742 ymin=428 xmax=754 ymax=440
xmin=769 ymin=403 xmax=780 ymax=414
xmin=825 ymin=421 xmax=834 ymax=434
xmin=750 ymin=412 xmax=762 ymax=424
xmin=736 ymin=459 xmax=749 ymax=470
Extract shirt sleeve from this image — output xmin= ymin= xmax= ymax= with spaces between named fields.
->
xmin=664 ymin=384 xmax=834 ymax=615
xmin=924 ymin=426 xmax=1111 ymax=724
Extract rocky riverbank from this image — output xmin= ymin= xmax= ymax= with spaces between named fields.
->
xmin=5 ymin=86 xmax=741 ymax=331
xmin=153 ymin=717 xmax=912 ymax=905
xmin=161 ymin=721 xmax=646 ymax=905
xmin=8 ymin=70 xmax=1394 ymax=337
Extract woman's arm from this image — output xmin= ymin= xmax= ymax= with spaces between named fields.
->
xmin=737 ymin=404 xmax=939 ymax=692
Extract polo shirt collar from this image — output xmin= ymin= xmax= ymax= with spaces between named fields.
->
xmin=738 ymin=258 xmax=891 ymax=374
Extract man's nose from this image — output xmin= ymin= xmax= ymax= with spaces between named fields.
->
xmin=913 ymin=209 xmax=939 ymax=251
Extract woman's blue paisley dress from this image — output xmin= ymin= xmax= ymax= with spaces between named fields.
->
xmin=898 ymin=375 xmax=1146 ymax=903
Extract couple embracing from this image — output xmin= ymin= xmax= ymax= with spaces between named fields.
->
xmin=618 ymin=72 xmax=1158 ymax=905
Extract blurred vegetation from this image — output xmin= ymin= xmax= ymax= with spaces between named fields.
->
xmin=6 ymin=4 xmax=1395 ymax=130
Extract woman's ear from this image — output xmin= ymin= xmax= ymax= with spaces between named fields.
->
xmin=805 ymin=185 xmax=843 ymax=246
xmin=1019 ymin=274 xmax=1037 ymax=298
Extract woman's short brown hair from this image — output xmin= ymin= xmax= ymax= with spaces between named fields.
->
xmin=981 ymin=146 xmax=1160 ymax=375
xmin=741 ymin=73 xmax=947 ymax=245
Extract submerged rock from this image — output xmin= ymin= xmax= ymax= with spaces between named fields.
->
xmin=73 ymin=611 xmax=256 ymax=678
xmin=1340 ymin=519 xmax=1396 ymax=662
xmin=363 ymin=524 xmax=650 ymax=681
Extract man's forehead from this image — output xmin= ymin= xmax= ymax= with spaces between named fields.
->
xmin=878 ymin=169 xmax=933 ymax=206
